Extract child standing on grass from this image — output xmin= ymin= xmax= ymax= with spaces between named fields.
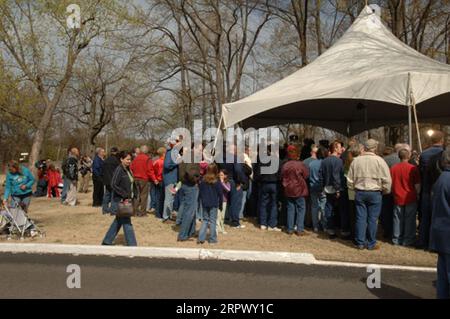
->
xmin=217 ymin=169 xmax=230 ymax=235
xmin=198 ymin=164 xmax=223 ymax=244
xmin=47 ymin=164 xmax=63 ymax=198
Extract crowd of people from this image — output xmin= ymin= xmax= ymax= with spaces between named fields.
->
xmin=1 ymin=130 xmax=450 ymax=297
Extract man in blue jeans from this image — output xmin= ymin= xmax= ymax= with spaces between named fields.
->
xmin=418 ymin=130 xmax=445 ymax=250
xmin=319 ymin=141 xmax=345 ymax=239
xmin=430 ymin=147 xmax=450 ymax=299
xmin=347 ymin=139 xmax=392 ymax=250
xmin=162 ymin=138 xmax=180 ymax=222
xmin=255 ymin=144 xmax=280 ymax=231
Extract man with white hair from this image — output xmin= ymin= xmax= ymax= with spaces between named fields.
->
xmin=347 ymin=139 xmax=392 ymax=250
xmin=130 ymin=145 xmax=157 ymax=216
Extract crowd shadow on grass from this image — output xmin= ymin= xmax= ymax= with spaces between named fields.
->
xmin=359 ymin=278 xmax=423 ymax=299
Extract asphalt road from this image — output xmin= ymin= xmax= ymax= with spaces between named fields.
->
xmin=0 ymin=253 xmax=437 ymax=299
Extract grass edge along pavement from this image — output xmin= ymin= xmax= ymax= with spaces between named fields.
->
xmin=0 ymin=191 xmax=438 ymax=268
xmin=0 ymin=243 xmax=436 ymax=273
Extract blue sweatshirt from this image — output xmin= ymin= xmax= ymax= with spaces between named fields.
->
xmin=199 ymin=180 xmax=223 ymax=209
xmin=308 ymin=158 xmax=323 ymax=193
xmin=3 ymin=165 xmax=35 ymax=200
xmin=163 ymin=148 xmax=179 ymax=186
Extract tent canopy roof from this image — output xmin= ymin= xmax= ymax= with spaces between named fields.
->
xmin=222 ymin=5 xmax=450 ymax=136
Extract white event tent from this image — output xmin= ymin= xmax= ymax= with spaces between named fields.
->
xmin=221 ymin=5 xmax=450 ymax=147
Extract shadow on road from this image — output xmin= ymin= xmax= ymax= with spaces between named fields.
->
xmin=360 ymin=278 xmax=423 ymax=299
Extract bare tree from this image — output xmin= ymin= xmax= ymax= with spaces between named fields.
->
xmin=0 ymin=0 xmax=121 ymax=173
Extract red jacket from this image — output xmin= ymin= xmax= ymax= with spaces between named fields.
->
xmin=130 ymin=153 xmax=156 ymax=182
xmin=47 ymin=170 xmax=62 ymax=188
xmin=281 ymin=160 xmax=309 ymax=198
xmin=153 ymin=157 xmax=164 ymax=182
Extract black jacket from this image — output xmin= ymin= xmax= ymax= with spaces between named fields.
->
xmin=111 ymin=165 xmax=138 ymax=200
xmin=103 ymin=155 xmax=121 ymax=190
xmin=62 ymin=156 xmax=78 ymax=181
xmin=254 ymin=156 xmax=278 ymax=184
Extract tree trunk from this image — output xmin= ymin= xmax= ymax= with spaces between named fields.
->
xmin=28 ymin=100 xmax=56 ymax=176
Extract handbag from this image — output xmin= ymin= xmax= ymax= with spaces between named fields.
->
xmin=116 ymin=199 xmax=135 ymax=218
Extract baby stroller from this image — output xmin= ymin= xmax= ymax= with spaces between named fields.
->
xmin=0 ymin=200 xmax=45 ymax=240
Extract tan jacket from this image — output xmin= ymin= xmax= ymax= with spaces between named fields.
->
xmin=347 ymin=152 xmax=392 ymax=194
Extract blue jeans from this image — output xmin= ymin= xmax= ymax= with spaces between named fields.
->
xmin=102 ymin=188 xmax=113 ymax=214
xmin=102 ymin=216 xmax=137 ymax=246
xmin=60 ymin=177 xmax=70 ymax=203
xmin=325 ymin=193 xmax=339 ymax=235
xmin=229 ymin=181 xmax=243 ymax=227
xmin=102 ymin=196 xmax=137 ymax=246
xmin=286 ymin=197 xmax=306 ymax=232
xmin=310 ymin=191 xmax=326 ymax=230
xmin=163 ymin=184 xmax=175 ymax=221
xmin=196 ymin=198 xmax=203 ymax=221
xmin=437 ymin=253 xmax=450 ymax=299
xmin=258 ymin=183 xmax=278 ymax=228
xmin=355 ymin=191 xmax=382 ymax=248
xmin=151 ymin=183 xmax=164 ymax=218
xmin=149 ymin=183 xmax=156 ymax=210
xmin=178 ymin=185 xmax=199 ymax=240
xmin=198 ymin=207 xmax=218 ymax=243
xmin=11 ymin=195 xmax=31 ymax=212
xmin=239 ymin=190 xmax=248 ymax=219
xmin=419 ymin=192 xmax=432 ymax=248
xmin=392 ymin=202 xmax=417 ymax=246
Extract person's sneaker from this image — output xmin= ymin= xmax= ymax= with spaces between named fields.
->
xmin=368 ymin=244 xmax=381 ymax=251
xmin=148 ymin=208 xmax=156 ymax=214
xmin=355 ymin=245 xmax=365 ymax=250
xmin=232 ymin=225 xmax=246 ymax=229
xmin=260 ymin=225 xmax=267 ymax=230
xmin=328 ymin=233 xmax=337 ymax=239
xmin=268 ymin=227 xmax=282 ymax=232
xmin=286 ymin=230 xmax=294 ymax=235
xmin=197 ymin=240 xmax=205 ymax=245
xmin=221 ymin=231 xmax=228 ymax=235
xmin=313 ymin=228 xmax=319 ymax=233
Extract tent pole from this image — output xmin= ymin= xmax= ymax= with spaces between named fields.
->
xmin=408 ymin=106 xmax=413 ymax=147
xmin=407 ymin=73 xmax=413 ymax=147
xmin=412 ymin=95 xmax=423 ymax=153
xmin=212 ymin=113 xmax=224 ymax=154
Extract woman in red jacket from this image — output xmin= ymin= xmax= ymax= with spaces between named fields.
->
xmin=281 ymin=145 xmax=310 ymax=236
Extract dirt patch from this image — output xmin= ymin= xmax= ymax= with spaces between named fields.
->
xmin=1 ymin=189 xmax=438 ymax=267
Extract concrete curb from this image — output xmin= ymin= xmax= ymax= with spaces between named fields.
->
xmin=0 ymin=243 xmax=435 ymax=272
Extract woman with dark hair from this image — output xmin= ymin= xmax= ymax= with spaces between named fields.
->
xmin=102 ymin=151 xmax=138 ymax=246
xmin=2 ymin=160 xmax=35 ymax=212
